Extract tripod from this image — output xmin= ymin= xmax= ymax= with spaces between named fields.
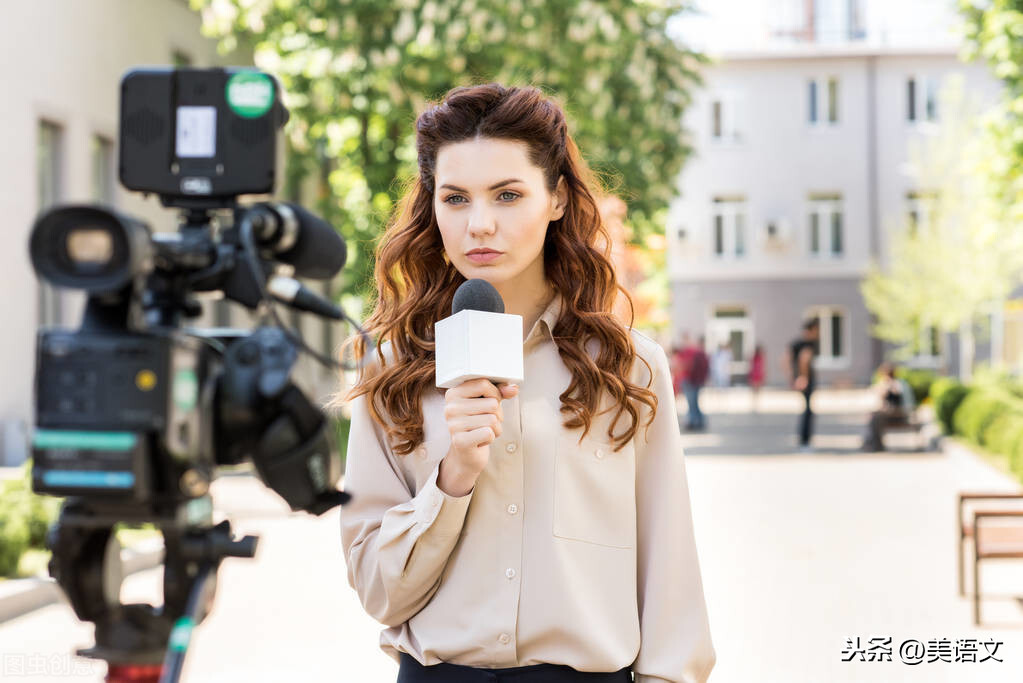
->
xmin=49 ymin=499 xmax=258 ymax=683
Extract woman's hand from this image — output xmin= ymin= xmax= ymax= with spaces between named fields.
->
xmin=437 ymin=378 xmax=518 ymax=497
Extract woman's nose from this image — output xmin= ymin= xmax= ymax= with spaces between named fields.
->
xmin=467 ymin=205 xmax=496 ymax=235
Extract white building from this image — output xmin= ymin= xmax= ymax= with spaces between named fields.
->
xmin=0 ymin=0 xmax=340 ymax=465
xmin=668 ymin=0 xmax=1003 ymax=386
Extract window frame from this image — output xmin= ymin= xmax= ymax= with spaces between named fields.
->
xmin=37 ymin=119 xmax=65 ymax=329
xmin=709 ymin=90 xmax=744 ymax=145
xmin=907 ymin=74 xmax=939 ymax=124
xmin=711 ymin=197 xmax=749 ymax=260
xmin=804 ymin=305 xmax=852 ymax=369
xmin=807 ymin=76 xmax=840 ymax=127
xmin=807 ymin=195 xmax=844 ymax=258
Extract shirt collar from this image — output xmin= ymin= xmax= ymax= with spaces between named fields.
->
xmin=526 ymin=291 xmax=564 ymax=345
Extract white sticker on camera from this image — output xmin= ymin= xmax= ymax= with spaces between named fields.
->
xmin=176 ymin=106 xmax=216 ymax=158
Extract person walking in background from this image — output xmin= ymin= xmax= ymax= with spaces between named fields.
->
xmin=748 ymin=344 xmax=765 ymax=413
xmin=670 ymin=332 xmax=690 ymax=400
xmin=790 ymin=319 xmax=819 ymax=452
xmin=681 ymin=334 xmax=709 ymax=431
xmin=711 ymin=342 xmax=732 ymax=388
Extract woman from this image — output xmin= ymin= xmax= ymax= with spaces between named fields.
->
xmin=334 ymin=84 xmax=715 ymax=683
xmin=748 ymin=345 xmax=765 ymax=412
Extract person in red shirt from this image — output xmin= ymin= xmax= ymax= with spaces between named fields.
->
xmin=748 ymin=344 xmax=765 ymax=412
xmin=676 ymin=334 xmax=709 ymax=431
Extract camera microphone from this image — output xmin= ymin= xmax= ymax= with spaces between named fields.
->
xmin=245 ymin=202 xmax=347 ymax=280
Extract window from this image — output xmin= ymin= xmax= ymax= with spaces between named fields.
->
xmin=808 ymin=77 xmax=839 ymax=125
xmin=806 ymin=306 xmax=850 ymax=366
xmin=807 ymin=194 xmax=843 ymax=257
xmin=37 ymin=120 xmax=64 ymax=328
xmin=711 ymin=197 xmax=748 ymax=258
xmin=915 ymin=323 xmax=942 ymax=361
xmin=91 ymin=135 xmax=115 ymax=204
xmin=707 ymin=307 xmax=753 ymax=375
xmin=709 ymin=92 xmax=743 ymax=143
xmin=907 ymin=76 xmax=938 ymax=123
xmin=906 ymin=190 xmax=938 ymax=235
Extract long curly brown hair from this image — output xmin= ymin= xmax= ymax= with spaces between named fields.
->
xmin=328 ymin=83 xmax=657 ymax=456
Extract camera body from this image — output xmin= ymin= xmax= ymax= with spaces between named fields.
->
xmin=25 ymin=67 xmax=349 ymax=674
xmin=120 ymin=68 xmax=287 ymax=205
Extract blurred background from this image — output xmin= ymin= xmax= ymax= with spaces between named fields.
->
xmin=3 ymin=1 xmax=1023 ymax=682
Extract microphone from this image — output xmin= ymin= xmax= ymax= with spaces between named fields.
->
xmin=434 ymin=279 xmax=524 ymax=389
xmin=267 ymin=275 xmax=344 ymax=319
xmin=244 ymin=202 xmax=347 ymax=280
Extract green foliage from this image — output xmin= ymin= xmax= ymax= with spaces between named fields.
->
xmin=960 ymin=0 xmax=1023 ymax=221
xmin=0 ymin=461 xmax=62 ymax=577
xmin=896 ymin=367 xmax=938 ymax=405
xmin=860 ymin=75 xmax=1023 ymax=367
xmin=333 ymin=415 xmax=351 ymax=473
xmin=190 ymin=0 xmax=705 ymax=309
xmin=952 ymin=388 xmax=1022 ymax=446
xmin=983 ymin=411 xmax=1023 ymax=462
xmin=930 ymin=377 xmax=969 ymax=434
xmin=0 ymin=503 xmax=30 ymax=576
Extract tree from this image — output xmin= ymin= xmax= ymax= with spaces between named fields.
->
xmin=189 ymin=0 xmax=705 ymax=325
xmin=960 ymin=0 xmax=1023 ymax=225
xmin=860 ymin=77 xmax=1023 ymax=380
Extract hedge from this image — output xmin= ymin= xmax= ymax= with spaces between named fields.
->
xmin=930 ymin=377 xmax=969 ymax=435
xmin=0 ymin=461 xmax=62 ymax=577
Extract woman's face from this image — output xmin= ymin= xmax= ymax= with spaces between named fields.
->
xmin=433 ymin=136 xmax=566 ymax=291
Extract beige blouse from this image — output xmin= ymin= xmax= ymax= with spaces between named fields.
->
xmin=339 ymin=293 xmax=716 ymax=682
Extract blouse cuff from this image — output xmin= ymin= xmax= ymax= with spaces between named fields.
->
xmin=413 ymin=461 xmax=474 ymax=537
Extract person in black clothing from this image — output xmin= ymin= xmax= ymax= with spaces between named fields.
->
xmin=861 ymin=363 xmax=909 ymax=452
xmin=790 ymin=319 xmax=820 ymax=451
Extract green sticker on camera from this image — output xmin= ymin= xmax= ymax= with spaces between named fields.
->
xmin=225 ymin=72 xmax=274 ymax=118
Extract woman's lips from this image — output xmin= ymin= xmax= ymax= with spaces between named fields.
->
xmin=467 ymin=252 xmax=502 ymax=264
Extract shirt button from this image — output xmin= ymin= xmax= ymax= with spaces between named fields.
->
xmin=505 ymin=442 xmax=517 ymax=453
xmin=595 ymin=449 xmax=604 ymax=459
xmin=507 ymin=504 xmax=518 ymax=515
xmin=505 ymin=568 xmax=516 ymax=579
xmin=499 ymin=633 xmax=511 ymax=644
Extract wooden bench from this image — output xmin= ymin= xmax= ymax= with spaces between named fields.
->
xmin=876 ymin=408 xmax=928 ymax=451
xmin=957 ymin=492 xmax=1023 ymax=625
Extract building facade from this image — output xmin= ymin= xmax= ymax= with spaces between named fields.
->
xmin=668 ymin=35 xmax=1002 ymax=386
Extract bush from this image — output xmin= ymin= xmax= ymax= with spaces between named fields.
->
xmin=930 ymin=378 xmax=969 ymax=435
xmin=897 ymin=368 xmax=939 ymax=405
xmin=0 ymin=461 xmax=62 ymax=577
xmin=982 ymin=412 xmax=1023 ymax=457
xmin=952 ymin=390 xmax=1017 ymax=446
xmin=0 ymin=501 xmax=30 ymax=576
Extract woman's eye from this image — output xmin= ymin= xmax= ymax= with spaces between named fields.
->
xmin=444 ymin=195 xmax=467 ymax=205
xmin=498 ymin=191 xmax=520 ymax=201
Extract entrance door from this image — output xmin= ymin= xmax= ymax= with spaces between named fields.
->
xmin=706 ymin=309 xmax=754 ymax=379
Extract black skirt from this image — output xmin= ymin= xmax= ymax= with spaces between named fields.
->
xmin=397 ymin=652 xmax=633 ymax=683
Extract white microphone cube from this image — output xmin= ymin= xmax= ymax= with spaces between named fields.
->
xmin=435 ymin=310 xmax=524 ymax=389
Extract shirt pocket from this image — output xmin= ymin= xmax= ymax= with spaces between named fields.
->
xmin=553 ymin=433 xmax=636 ymax=549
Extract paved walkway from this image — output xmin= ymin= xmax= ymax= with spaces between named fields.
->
xmin=1 ymin=388 xmax=1022 ymax=682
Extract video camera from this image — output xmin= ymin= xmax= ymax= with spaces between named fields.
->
xmin=27 ymin=67 xmax=360 ymax=683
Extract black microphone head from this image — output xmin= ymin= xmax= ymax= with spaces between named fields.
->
xmin=271 ymin=202 xmax=347 ymax=280
xmin=452 ymin=279 xmax=504 ymax=315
